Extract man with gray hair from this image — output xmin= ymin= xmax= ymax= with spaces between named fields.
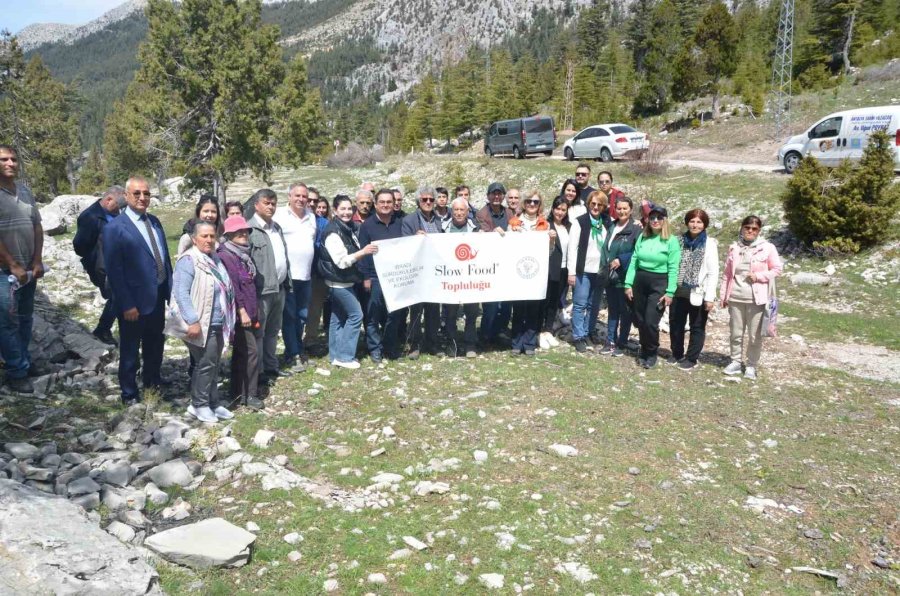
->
xmin=400 ymin=186 xmax=443 ymax=358
xmin=352 ymin=188 xmax=374 ymax=224
xmin=74 ymin=184 xmax=127 ymax=345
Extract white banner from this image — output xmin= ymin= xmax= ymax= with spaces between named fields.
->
xmin=373 ymin=232 xmax=549 ymax=312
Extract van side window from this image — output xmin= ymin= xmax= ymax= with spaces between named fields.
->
xmin=499 ymin=125 xmax=509 ymax=135
xmin=810 ymin=117 xmax=842 ymax=139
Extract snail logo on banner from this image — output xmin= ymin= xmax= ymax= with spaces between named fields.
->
xmin=373 ymin=233 xmax=549 ymax=311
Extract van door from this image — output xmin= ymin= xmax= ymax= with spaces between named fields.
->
xmin=496 ymin=122 xmax=510 ymax=153
xmin=806 ymin=116 xmax=843 ymax=166
xmin=524 ymin=117 xmax=555 ymax=153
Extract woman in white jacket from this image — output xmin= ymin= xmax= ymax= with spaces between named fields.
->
xmin=668 ymin=209 xmax=719 ymax=370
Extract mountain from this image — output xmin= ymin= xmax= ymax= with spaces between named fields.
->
xmin=15 ymin=0 xmax=148 ymax=51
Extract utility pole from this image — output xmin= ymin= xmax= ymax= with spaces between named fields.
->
xmin=771 ymin=0 xmax=795 ymax=140
xmin=563 ymin=60 xmax=575 ymax=131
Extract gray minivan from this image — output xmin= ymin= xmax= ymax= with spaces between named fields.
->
xmin=484 ymin=116 xmax=556 ymax=158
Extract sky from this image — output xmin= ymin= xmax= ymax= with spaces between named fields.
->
xmin=3 ymin=0 xmax=125 ymax=35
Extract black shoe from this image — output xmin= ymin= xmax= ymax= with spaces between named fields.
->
xmin=245 ymin=396 xmax=265 ymax=411
xmin=678 ymin=359 xmax=697 ymax=371
xmin=92 ymin=329 xmax=117 ymax=346
xmin=122 ymin=396 xmax=140 ymax=406
xmin=667 ymin=355 xmax=681 ymax=365
xmin=265 ymin=369 xmax=291 ymax=379
xmin=286 ymin=356 xmax=308 ymax=373
xmin=589 ymin=333 xmax=603 ymax=346
xmin=642 ymin=355 xmax=658 ymax=369
xmin=371 ymin=354 xmax=384 ymax=364
xmin=574 ymin=339 xmax=587 ymax=353
xmin=6 ymin=376 xmax=34 ymax=394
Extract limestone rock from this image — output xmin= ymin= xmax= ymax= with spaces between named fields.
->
xmin=148 ymin=460 xmax=193 ymax=488
xmin=0 ymin=479 xmax=160 ymax=594
xmin=144 ymin=517 xmax=256 ymax=569
xmin=252 ymin=429 xmax=275 ymax=449
xmin=4 ymin=442 xmax=40 ymax=461
xmin=548 ymin=444 xmax=578 ymax=457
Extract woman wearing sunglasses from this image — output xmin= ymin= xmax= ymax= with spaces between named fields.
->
xmin=566 ymin=191 xmax=610 ymax=353
xmin=624 ymin=205 xmax=681 ymax=368
xmin=508 ymin=191 xmax=551 ymax=355
xmin=719 ymin=215 xmax=782 ymax=380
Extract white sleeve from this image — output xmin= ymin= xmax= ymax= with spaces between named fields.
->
xmin=567 ymin=220 xmax=580 ymax=273
xmin=704 ymin=238 xmax=719 ymax=302
xmin=324 ymin=234 xmax=355 ymax=269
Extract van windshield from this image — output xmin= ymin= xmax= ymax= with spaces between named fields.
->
xmin=610 ymin=125 xmax=636 ymax=134
xmin=525 ymin=119 xmax=553 ymax=133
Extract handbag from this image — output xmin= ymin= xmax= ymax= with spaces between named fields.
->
xmin=761 ymin=278 xmax=778 ymax=338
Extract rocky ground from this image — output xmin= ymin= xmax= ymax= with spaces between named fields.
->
xmin=1 ymin=161 xmax=898 ymax=594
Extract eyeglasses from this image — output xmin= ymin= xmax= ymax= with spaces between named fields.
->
xmin=742 ymin=225 xmax=760 ymax=231
xmin=588 ymin=203 xmax=603 ymax=209
xmin=524 ymin=199 xmax=540 ymax=205
xmin=598 ymin=180 xmax=612 ymax=185
xmin=419 ymin=197 xmax=435 ymax=203
xmin=648 ymin=215 xmax=665 ymax=222
xmin=131 ymin=191 xmax=151 ymax=197
xmin=575 ymin=172 xmax=589 ymax=177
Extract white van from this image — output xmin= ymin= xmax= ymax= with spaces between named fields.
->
xmin=777 ymin=106 xmax=900 ymax=173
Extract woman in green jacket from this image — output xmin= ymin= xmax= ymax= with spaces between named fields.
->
xmin=624 ymin=205 xmax=681 ymax=368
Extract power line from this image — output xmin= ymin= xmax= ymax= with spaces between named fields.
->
xmin=771 ymin=0 xmax=795 ymax=140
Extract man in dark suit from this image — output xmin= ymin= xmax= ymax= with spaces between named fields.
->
xmin=73 ymin=185 xmax=126 ymax=345
xmin=102 ymin=176 xmax=173 ymax=405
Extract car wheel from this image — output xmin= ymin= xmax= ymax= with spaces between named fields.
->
xmin=564 ymin=147 xmax=574 ymax=161
xmin=513 ymin=145 xmax=522 ymax=159
xmin=600 ymin=147 xmax=613 ymax=162
xmin=783 ymin=151 xmax=801 ymax=174
xmin=485 ymin=145 xmax=493 ymax=157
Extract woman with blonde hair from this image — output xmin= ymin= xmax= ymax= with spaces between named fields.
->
xmin=567 ymin=190 xmax=610 ymax=352
xmin=624 ymin=205 xmax=681 ymax=368
xmin=508 ymin=191 xmax=551 ymax=355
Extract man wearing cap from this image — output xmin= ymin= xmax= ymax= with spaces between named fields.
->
xmin=74 ymin=185 xmax=126 ymax=345
xmin=475 ymin=183 xmax=515 ymax=345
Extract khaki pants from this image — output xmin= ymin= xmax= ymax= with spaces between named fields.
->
xmin=728 ymin=302 xmax=766 ymax=367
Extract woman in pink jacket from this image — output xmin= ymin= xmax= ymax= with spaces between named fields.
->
xmin=719 ymin=215 xmax=782 ymax=380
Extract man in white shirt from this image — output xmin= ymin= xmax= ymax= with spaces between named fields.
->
xmin=273 ymin=182 xmax=317 ymax=372
xmin=247 ymin=188 xmax=292 ymax=381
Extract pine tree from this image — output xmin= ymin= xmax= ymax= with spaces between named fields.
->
xmin=403 ymin=75 xmax=437 ymax=151
xmin=136 ymin=0 xmax=285 ymax=199
xmin=75 ymin=149 xmax=109 ymax=194
xmin=632 ymin=0 xmax=681 ymax=116
xmin=577 ymin=0 xmax=611 ymax=64
xmin=805 ymin=0 xmax=862 ymax=74
xmin=626 ymin=0 xmax=658 ymax=73
xmin=270 ymin=54 xmax=327 ymax=168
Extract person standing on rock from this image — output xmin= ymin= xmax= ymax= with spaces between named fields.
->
xmin=358 ymin=188 xmax=405 ymax=363
xmin=170 ymin=221 xmax=236 ymax=423
xmin=73 ymin=185 xmax=126 ymax=346
xmin=0 ymin=144 xmax=45 ymax=394
xmin=103 ymin=176 xmax=173 ymax=405
xmin=274 ymin=182 xmax=317 ymax=373
xmin=247 ymin=188 xmax=293 ymax=384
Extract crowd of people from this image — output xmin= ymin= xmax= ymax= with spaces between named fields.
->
xmin=0 ymin=143 xmax=785 ymax=424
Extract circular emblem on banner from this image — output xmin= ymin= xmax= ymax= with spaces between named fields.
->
xmin=516 ymin=256 xmax=539 ymax=279
xmin=455 ymin=243 xmax=478 ymax=261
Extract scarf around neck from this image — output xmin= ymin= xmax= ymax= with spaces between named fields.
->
xmin=222 ymin=240 xmax=256 ymax=277
xmin=678 ymin=231 xmax=707 ymax=288
xmin=190 ymin=247 xmax=235 ymax=342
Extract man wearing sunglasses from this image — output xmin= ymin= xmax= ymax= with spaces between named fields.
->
xmin=103 ymin=176 xmax=173 ymax=405
xmin=401 ymin=187 xmax=443 ymax=358
xmin=575 ymin=163 xmax=595 ymax=203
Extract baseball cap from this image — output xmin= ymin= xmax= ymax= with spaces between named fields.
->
xmin=487 ymin=182 xmax=506 ymax=195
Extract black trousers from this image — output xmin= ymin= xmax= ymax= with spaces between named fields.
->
xmin=407 ymin=302 xmax=440 ymax=353
xmin=669 ymin=295 xmax=710 ymax=363
xmin=511 ymin=299 xmax=543 ymax=352
xmin=543 ymin=268 xmax=567 ymax=331
xmin=117 ymin=285 xmax=166 ymax=402
xmin=445 ymin=303 xmax=478 ymax=353
xmin=231 ymin=325 xmax=259 ymax=400
xmin=630 ymin=270 xmax=668 ymax=358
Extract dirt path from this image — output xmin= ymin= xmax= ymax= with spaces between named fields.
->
xmin=664 ymin=159 xmax=783 ymax=174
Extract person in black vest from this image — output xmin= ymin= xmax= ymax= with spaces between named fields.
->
xmin=319 ymin=195 xmax=377 ymax=369
xmin=73 ymin=185 xmax=126 ymax=345
xmin=566 ymin=191 xmax=610 ymax=353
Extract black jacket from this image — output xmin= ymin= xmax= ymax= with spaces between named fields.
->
xmin=548 ymin=219 xmax=570 ymax=282
xmin=318 ymin=219 xmax=363 ymax=285
xmin=572 ymin=212 xmax=610 ymax=277
xmin=73 ymin=200 xmax=111 ymax=293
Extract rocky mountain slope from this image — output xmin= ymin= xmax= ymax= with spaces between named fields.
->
xmin=15 ymin=0 xmax=148 ymax=52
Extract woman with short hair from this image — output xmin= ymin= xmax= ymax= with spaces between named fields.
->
xmin=668 ymin=209 xmax=719 ymax=370
xmin=170 ymin=221 xmax=236 ymax=423
xmin=624 ymin=205 xmax=681 ymax=368
xmin=567 ymin=190 xmax=610 ymax=352
xmin=318 ymin=195 xmax=378 ymax=369
xmin=720 ymin=215 xmax=782 ymax=380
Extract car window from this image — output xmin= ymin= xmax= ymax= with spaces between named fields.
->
xmin=610 ymin=125 xmax=636 ymax=134
xmin=525 ymin=118 xmax=553 ymax=133
xmin=577 ymin=129 xmax=595 ymax=140
xmin=596 ymin=128 xmax=610 ymax=137
xmin=498 ymin=125 xmax=508 ymax=135
xmin=810 ymin=117 xmax=842 ymax=139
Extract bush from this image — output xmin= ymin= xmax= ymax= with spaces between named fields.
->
xmin=690 ymin=118 xmax=701 ymax=129
xmin=628 ymin=141 xmax=669 ymax=177
xmin=325 ymin=142 xmax=383 ymax=168
xmin=782 ymin=130 xmax=900 ymax=253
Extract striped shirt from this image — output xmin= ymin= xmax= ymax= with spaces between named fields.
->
xmin=0 ymin=182 xmax=41 ymax=268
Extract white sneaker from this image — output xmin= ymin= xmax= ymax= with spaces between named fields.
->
xmin=547 ymin=334 xmax=560 ymax=347
xmin=187 ymin=405 xmax=218 ymax=423
xmin=539 ymin=332 xmax=551 ymax=350
xmin=744 ymin=366 xmax=757 ymax=381
xmin=213 ymin=405 xmax=234 ymax=420
xmin=723 ymin=361 xmax=743 ymax=376
xmin=332 ymin=360 xmax=361 ymax=370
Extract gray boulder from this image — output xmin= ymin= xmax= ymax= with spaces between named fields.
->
xmin=790 ymin=272 xmax=832 ymax=286
xmin=5 ymin=442 xmax=40 ymax=461
xmin=0 ymin=479 xmax=160 ymax=594
xmin=38 ymin=194 xmax=96 ymax=236
xmin=144 ymin=517 xmax=256 ymax=569
xmin=147 ymin=460 xmax=193 ymax=488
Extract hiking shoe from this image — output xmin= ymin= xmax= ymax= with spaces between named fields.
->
xmin=5 ymin=376 xmax=34 ymax=394
xmin=187 ymin=405 xmax=218 ymax=423
xmin=574 ymin=339 xmax=587 ymax=353
xmin=213 ymin=405 xmax=234 ymax=420
xmin=666 ymin=355 xmax=681 ymax=365
xmin=642 ymin=355 xmax=658 ymax=369
xmin=524 ymin=349 xmax=535 ymax=356
xmin=723 ymin=361 xmax=743 ymax=375
xmin=598 ymin=344 xmax=614 ymax=356
xmin=245 ymin=396 xmax=265 ymax=411
xmin=612 ymin=347 xmax=626 ymax=357
xmin=92 ymin=329 xmax=117 ymax=345
xmin=332 ymin=360 xmax=361 ymax=370
xmin=288 ymin=357 xmax=308 ymax=373
xmin=678 ymin=359 xmax=697 ymax=371
xmin=744 ymin=366 xmax=757 ymax=381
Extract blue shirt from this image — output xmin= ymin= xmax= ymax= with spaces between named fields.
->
xmin=174 ymin=255 xmax=224 ymax=327
xmin=124 ymin=206 xmax=166 ymax=258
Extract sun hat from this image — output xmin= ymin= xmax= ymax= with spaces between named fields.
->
xmin=223 ymin=215 xmax=251 ymax=234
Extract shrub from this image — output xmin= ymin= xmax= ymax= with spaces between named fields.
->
xmin=782 ymin=130 xmax=900 ymax=253
xmin=690 ymin=118 xmax=701 ymax=129
xmin=325 ymin=142 xmax=382 ymax=168
xmin=628 ymin=141 xmax=669 ymax=177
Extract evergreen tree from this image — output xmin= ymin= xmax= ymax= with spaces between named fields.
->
xmin=632 ymin=0 xmax=681 ymax=116
xmin=403 ymin=74 xmax=437 ymax=150
xmin=269 ymin=54 xmax=327 ymax=168
xmin=136 ymin=0 xmax=285 ymax=199
xmin=0 ymin=32 xmax=27 ymax=180
xmin=577 ymin=0 xmax=611 ymax=64
xmin=75 ymin=149 xmax=109 ymax=194
xmin=626 ymin=0 xmax=658 ymax=73
xmin=596 ymin=31 xmax=636 ymax=121
xmin=805 ymin=0 xmax=862 ymax=73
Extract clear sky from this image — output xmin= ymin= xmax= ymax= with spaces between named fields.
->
xmin=3 ymin=0 xmax=125 ymax=35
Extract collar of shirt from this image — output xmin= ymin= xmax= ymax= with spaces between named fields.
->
xmin=251 ymin=213 xmax=276 ymax=231
xmin=125 ymin=206 xmax=147 ymax=222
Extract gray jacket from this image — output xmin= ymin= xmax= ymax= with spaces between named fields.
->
xmin=248 ymin=216 xmax=292 ymax=295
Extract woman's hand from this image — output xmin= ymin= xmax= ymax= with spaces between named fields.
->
xmin=704 ymin=301 xmax=714 ymax=312
xmin=186 ymin=322 xmax=202 ymax=339
xmin=361 ymin=243 xmax=378 ymax=256
xmin=567 ymin=275 xmax=576 ymax=287
xmin=748 ymin=272 xmax=758 ymax=283
xmin=624 ymin=288 xmax=633 ymax=301
xmin=548 ymin=229 xmax=557 ymax=243
xmin=659 ymin=295 xmax=672 ymax=307
xmin=609 ymin=258 xmax=620 ymax=271
xmin=239 ymin=308 xmax=251 ymax=328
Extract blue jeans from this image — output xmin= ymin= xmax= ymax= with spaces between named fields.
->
xmin=606 ymin=285 xmax=632 ymax=347
xmin=572 ymin=273 xmax=603 ymax=341
xmin=480 ymin=301 xmax=511 ymax=341
xmin=365 ymin=279 xmax=403 ymax=359
xmin=328 ymin=286 xmax=363 ymax=363
xmin=282 ymin=278 xmax=312 ymax=359
xmin=0 ymin=274 xmax=36 ymax=379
